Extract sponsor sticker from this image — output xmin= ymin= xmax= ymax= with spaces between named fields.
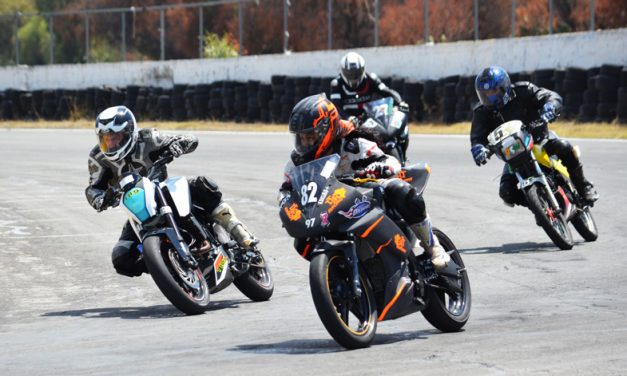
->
xmin=338 ymin=197 xmax=371 ymax=219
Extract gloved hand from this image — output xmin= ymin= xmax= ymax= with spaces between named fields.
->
xmin=471 ymin=144 xmax=488 ymax=166
xmin=92 ymin=195 xmax=106 ymax=212
xmin=347 ymin=116 xmax=361 ymax=128
xmin=168 ymin=141 xmax=185 ymax=158
xmin=355 ymin=162 xmax=395 ymax=179
xmin=540 ymin=102 xmax=557 ymax=123
xmin=528 ymin=119 xmax=548 ymax=140
xmin=398 ymin=101 xmax=410 ymax=113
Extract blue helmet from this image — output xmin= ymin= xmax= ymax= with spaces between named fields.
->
xmin=475 ymin=66 xmax=512 ymax=110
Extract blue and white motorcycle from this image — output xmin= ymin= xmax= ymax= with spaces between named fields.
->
xmin=118 ymin=153 xmax=273 ymax=315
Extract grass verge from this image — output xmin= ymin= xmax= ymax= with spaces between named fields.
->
xmin=1 ymin=120 xmax=626 ymax=139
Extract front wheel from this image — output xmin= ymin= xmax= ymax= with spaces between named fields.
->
xmin=526 ymin=184 xmax=574 ymax=250
xmin=234 ymin=250 xmax=274 ymax=301
xmin=142 ymin=236 xmax=210 ymax=315
xmin=421 ymin=229 xmax=471 ymax=332
xmin=571 ymin=207 xmax=598 ymax=242
xmin=309 ymin=251 xmax=377 ymax=349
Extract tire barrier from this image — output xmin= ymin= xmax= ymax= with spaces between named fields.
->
xmin=1 ymin=65 xmax=625 ymax=124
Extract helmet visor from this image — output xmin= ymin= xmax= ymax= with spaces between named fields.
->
xmin=478 ymin=86 xmax=508 ymax=109
xmin=293 ymin=128 xmax=321 ymax=156
xmin=341 ymin=68 xmax=365 ymax=89
xmin=98 ymin=130 xmax=132 ymax=156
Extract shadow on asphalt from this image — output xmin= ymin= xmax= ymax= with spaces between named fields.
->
xmin=230 ymin=329 xmax=431 ymax=354
xmin=41 ymin=299 xmax=248 ymax=320
xmin=459 ymin=240 xmax=584 ymax=255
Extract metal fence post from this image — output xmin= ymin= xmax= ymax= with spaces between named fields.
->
xmin=283 ymin=0 xmax=289 ymax=53
xmin=121 ymin=13 xmax=126 ymax=61
xmin=199 ymin=7 xmax=204 ymax=58
xmin=85 ymin=14 xmax=90 ymax=63
xmin=14 ymin=12 xmax=20 ymax=65
xmin=374 ymin=0 xmax=379 ymax=47
xmin=48 ymin=16 xmax=54 ymax=64
xmin=548 ymin=0 xmax=553 ymax=34
xmin=423 ymin=0 xmax=429 ymax=43
xmin=160 ymin=9 xmax=165 ymax=60
xmin=474 ymin=0 xmax=479 ymax=40
xmin=327 ymin=0 xmax=332 ymax=49
xmin=590 ymin=0 xmax=595 ymax=30
xmin=238 ymin=0 xmax=244 ymax=55
xmin=511 ymin=0 xmax=516 ymax=37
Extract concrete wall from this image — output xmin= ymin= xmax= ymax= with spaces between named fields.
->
xmin=1 ymin=28 xmax=626 ymax=91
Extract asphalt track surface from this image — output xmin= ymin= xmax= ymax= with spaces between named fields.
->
xmin=1 ymin=129 xmax=626 ymax=375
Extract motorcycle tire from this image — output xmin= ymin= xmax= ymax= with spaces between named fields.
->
xmin=142 ymin=236 xmax=210 ymax=315
xmin=421 ymin=229 xmax=471 ymax=332
xmin=234 ymin=252 xmax=274 ymax=301
xmin=309 ymin=251 xmax=377 ymax=349
xmin=526 ymin=184 xmax=574 ymax=250
xmin=571 ymin=207 xmax=599 ymax=242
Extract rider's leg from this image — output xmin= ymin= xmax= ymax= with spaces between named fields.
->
xmin=499 ymin=165 xmax=527 ymax=207
xmin=544 ymin=135 xmax=598 ymax=202
xmin=384 ymin=179 xmax=449 ymax=269
xmin=111 ymin=221 xmax=146 ymax=277
xmin=211 ymin=202 xmax=256 ymax=249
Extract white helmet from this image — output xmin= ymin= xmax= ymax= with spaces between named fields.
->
xmin=340 ymin=52 xmax=366 ymax=89
xmin=95 ymin=106 xmax=138 ymax=161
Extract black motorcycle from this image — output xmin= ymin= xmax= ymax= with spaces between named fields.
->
xmin=485 ymin=120 xmax=598 ymax=249
xmin=279 ymin=154 xmax=470 ymax=349
xmin=117 ymin=153 xmax=273 ymax=315
xmin=358 ymin=97 xmax=410 ymax=165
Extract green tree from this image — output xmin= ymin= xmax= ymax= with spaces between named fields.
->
xmin=203 ymin=32 xmax=238 ymax=58
xmin=17 ymin=15 xmax=50 ymax=65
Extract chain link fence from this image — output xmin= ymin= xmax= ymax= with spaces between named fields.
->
xmin=0 ymin=0 xmax=616 ymax=66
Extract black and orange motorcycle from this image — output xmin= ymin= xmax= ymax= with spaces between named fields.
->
xmin=279 ymin=154 xmax=471 ymax=349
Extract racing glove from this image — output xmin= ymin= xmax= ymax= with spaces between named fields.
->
xmin=398 ymin=101 xmax=410 ymax=113
xmin=471 ymin=144 xmax=488 ymax=166
xmin=540 ymin=102 xmax=557 ymax=123
xmin=355 ymin=162 xmax=396 ymax=179
xmin=168 ymin=141 xmax=185 ymax=158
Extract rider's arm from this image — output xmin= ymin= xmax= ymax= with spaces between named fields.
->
xmin=85 ymin=147 xmax=115 ymax=211
xmin=369 ymin=73 xmax=403 ymax=105
xmin=520 ymin=81 xmax=563 ymax=117
xmin=470 ymin=104 xmax=493 ymax=146
xmin=150 ymin=128 xmax=199 ymax=158
xmin=329 ymin=78 xmax=347 ymax=118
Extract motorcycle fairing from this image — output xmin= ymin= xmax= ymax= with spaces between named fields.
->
xmin=121 ymin=176 xmax=157 ymax=223
xmin=161 ymin=176 xmax=192 ymax=217
xmin=399 ymin=162 xmax=431 ymax=196
xmin=531 ymin=145 xmax=570 ymax=179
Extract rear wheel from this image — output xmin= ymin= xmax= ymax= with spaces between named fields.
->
xmin=142 ymin=236 xmax=210 ymax=315
xmin=571 ymin=207 xmax=598 ymax=242
xmin=526 ymin=184 xmax=574 ymax=250
xmin=234 ymin=250 xmax=274 ymax=301
xmin=309 ymin=251 xmax=377 ymax=349
xmin=421 ymin=229 xmax=471 ymax=332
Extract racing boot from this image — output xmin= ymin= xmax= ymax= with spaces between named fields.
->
xmin=211 ymin=202 xmax=257 ymax=249
xmin=411 ymin=216 xmax=450 ymax=270
xmin=570 ymin=165 xmax=599 ymax=203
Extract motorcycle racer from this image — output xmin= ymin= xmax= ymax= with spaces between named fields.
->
xmin=280 ymin=94 xmax=450 ymax=269
xmin=86 ymin=105 xmax=256 ymax=277
xmin=470 ymin=66 xmax=599 ymax=206
xmin=330 ymin=51 xmax=409 ymax=119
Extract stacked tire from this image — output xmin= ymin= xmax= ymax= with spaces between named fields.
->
xmin=269 ymin=75 xmax=285 ymax=123
xmin=402 ymin=81 xmax=424 ymax=122
xmin=594 ymin=64 xmax=622 ymax=122
xmin=439 ymin=75 xmax=459 ymax=124
xmin=618 ymin=68 xmax=627 ymax=124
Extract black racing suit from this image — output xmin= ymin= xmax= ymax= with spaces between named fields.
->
xmin=471 ymin=81 xmax=587 ymax=206
xmin=330 ymin=72 xmax=403 ymax=119
xmin=86 ymin=128 xmax=222 ymax=277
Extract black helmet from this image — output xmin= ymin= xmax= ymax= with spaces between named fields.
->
xmin=288 ymin=94 xmax=341 ymax=165
xmin=340 ymin=52 xmax=366 ymax=90
xmin=475 ymin=66 xmax=513 ymax=110
xmin=95 ymin=105 xmax=138 ymax=161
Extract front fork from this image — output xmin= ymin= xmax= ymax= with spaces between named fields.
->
xmin=514 ymin=159 xmax=561 ymax=212
xmin=344 ymin=234 xmax=363 ymax=297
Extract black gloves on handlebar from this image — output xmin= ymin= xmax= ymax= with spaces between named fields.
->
xmin=528 ymin=119 xmax=549 ymax=141
xmin=168 ymin=141 xmax=185 ymax=158
xmin=94 ymin=187 xmax=120 ymax=212
xmin=398 ymin=101 xmax=410 ymax=113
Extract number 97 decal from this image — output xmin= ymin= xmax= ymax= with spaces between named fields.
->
xmin=300 ymin=182 xmax=318 ymax=206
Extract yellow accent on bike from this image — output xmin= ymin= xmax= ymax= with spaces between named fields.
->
xmin=532 ymin=145 xmax=570 ymax=178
